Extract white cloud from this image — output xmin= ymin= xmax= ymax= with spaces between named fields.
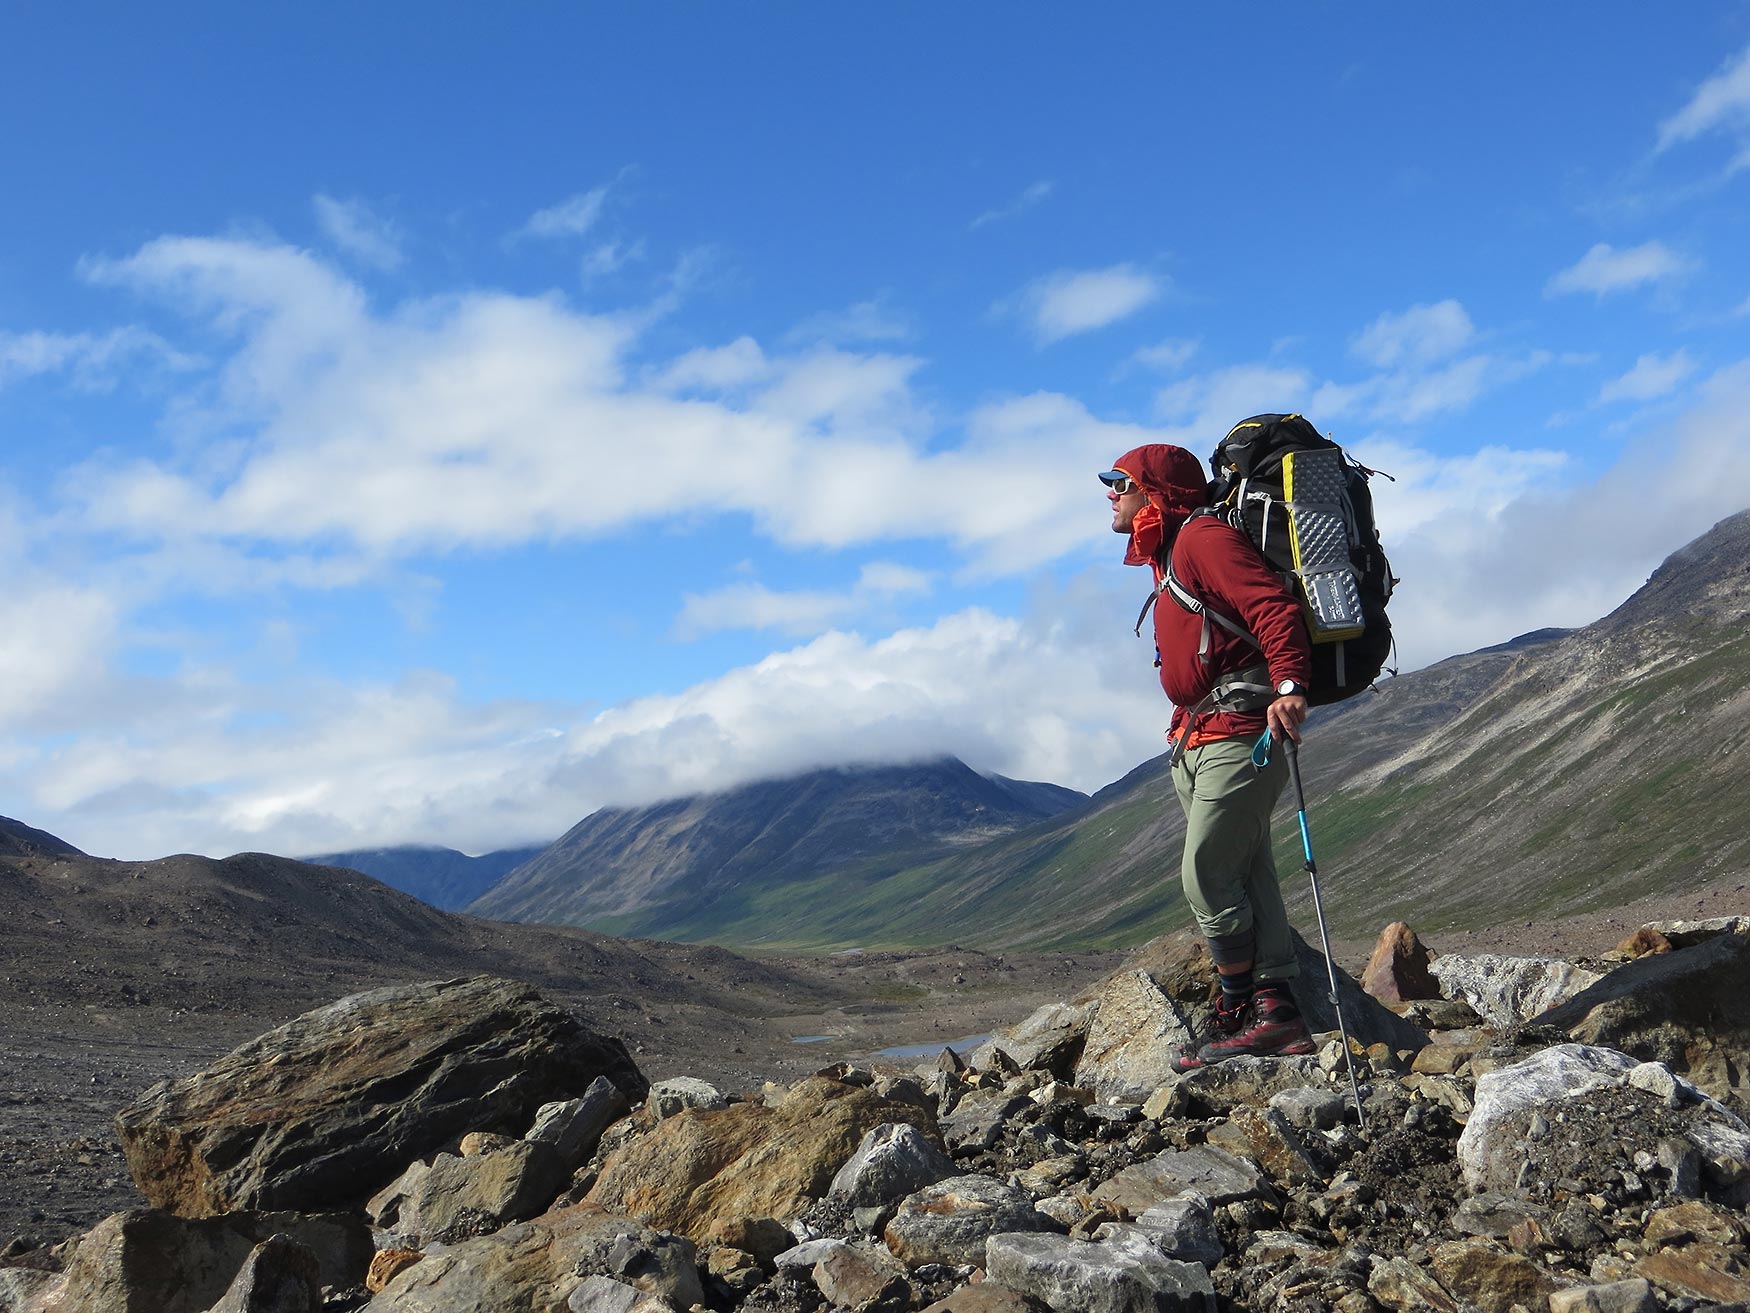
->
xmin=1350 ymin=300 xmax=1474 ymax=368
xmin=784 ymin=297 xmax=913 ymax=347
xmin=582 ymin=238 xmax=645 ymax=279
xmin=1546 ymin=241 xmax=1693 ymax=298
xmin=1657 ymin=44 xmax=1750 ymax=150
xmin=675 ymin=561 xmax=933 ymax=640
xmin=521 ymin=184 xmax=612 ymax=239
xmin=1011 ymin=264 xmax=1163 ymax=344
xmin=1126 ymin=338 xmax=1199 ymax=375
xmin=970 ymin=180 xmax=1054 ymax=230
xmin=62 ymin=236 xmax=1178 ymax=582
xmin=0 ymin=326 xmax=196 ymax=388
xmin=656 ymin=336 xmax=770 ymax=392
xmin=312 ymin=194 xmax=403 ymax=270
xmin=1598 ymin=350 xmax=1697 ymax=404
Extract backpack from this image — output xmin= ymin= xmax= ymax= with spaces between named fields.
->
xmin=1162 ymin=414 xmax=1397 ymax=707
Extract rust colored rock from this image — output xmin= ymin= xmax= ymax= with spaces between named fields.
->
xmin=1617 ymin=927 xmax=1674 ymax=958
xmin=585 ymin=1076 xmax=937 ymax=1244
xmin=366 ymin=1248 xmax=423 ymax=1293
xmin=1363 ymin=922 xmax=1441 ymax=1004
xmin=115 ymin=976 xmax=647 ymax=1217
xmin=1635 ymin=1242 xmax=1750 ymax=1305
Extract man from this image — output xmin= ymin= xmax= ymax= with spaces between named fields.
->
xmin=1101 ymin=443 xmax=1314 ymax=1068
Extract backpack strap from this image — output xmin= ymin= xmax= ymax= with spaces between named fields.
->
xmin=1168 ymin=660 xmax=1274 ymax=767
xmin=1162 ymin=552 xmax=1259 ymax=665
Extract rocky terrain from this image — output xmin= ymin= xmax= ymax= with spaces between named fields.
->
xmin=3 ymin=911 xmax=1748 ymax=1313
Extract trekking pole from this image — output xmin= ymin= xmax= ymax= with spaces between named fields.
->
xmin=1282 ymin=735 xmax=1368 ymax=1137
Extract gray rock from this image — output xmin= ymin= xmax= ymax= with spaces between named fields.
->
xmin=114 ymin=976 xmax=646 ymax=1215
xmin=396 ymin=1141 xmax=568 ymax=1245
xmin=1091 ymin=1145 xmax=1273 ymax=1214
xmin=973 ymin=1001 xmax=1095 ymax=1079
xmin=1639 ymin=917 xmax=1750 ymax=945
xmin=646 ymin=1077 xmax=728 ymax=1119
xmin=1162 ymin=1057 xmax=1323 ymax=1120
xmin=566 ymin=1275 xmax=675 ymax=1312
xmin=1269 ymin=1085 xmax=1346 ymax=1131
xmin=984 ymin=1230 xmax=1216 ymax=1313
xmin=0 ymin=1268 xmax=63 ymax=1309
xmin=528 ymin=1076 xmax=631 ymax=1168
xmin=1451 ymin=1193 xmax=1551 ymax=1239
xmin=567 ymin=1218 xmax=703 ymax=1310
xmin=1686 ymin=1119 xmax=1750 ymax=1186
xmin=1123 ymin=1193 xmax=1223 ymax=1266
xmin=941 ymin=1090 xmax=1032 ymax=1154
xmin=884 ymin=1175 xmax=1054 ymax=1268
xmin=1624 ymin=1062 xmax=1683 ymax=1104
xmin=1073 ymin=970 xmax=1200 ymax=1104
xmin=1368 ymin=1255 xmax=1463 ymax=1313
xmin=812 ymin=1242 xmax=909 ymax=1309
xmin=773 ymin=1238 xmax=855 ymax=1270
xmin=1431 ymin=953 xmax=1604 ymax=1028
xmin=830 ymin=1122 xmax=958 ymax=1208
xmin=1457 ymin=1044 xmax=1641 ymax=1190
xmin=1548 ymin=1279 xmax=1658 ymax=1313
xmin=209 ymin=1234 xmax=322 ymax=1313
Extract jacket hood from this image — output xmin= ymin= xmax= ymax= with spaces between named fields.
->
xmin=1111 ymin=444 xmax=1209 ymax=566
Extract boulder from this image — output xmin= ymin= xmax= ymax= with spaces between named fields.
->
xmin=812 ymin=1242 xmax=909 ymax=1309
xmin=115 ymin=976 xmax=646 ymax=1216
xmin=646 ymin=1077 xmax=728 ymax=1119
xmin=1099 ymin=1193 xmax=1222 ymax=1266
xmin=1430 ymin=954 xmax=1604 ymax=1028
xmin=1204 ymin=1105 xmax=1320 ymax=1188
xmin=527 ymin=1076 xmax=631 ymax=1169
xmin=1362 ymin=922 xmax=1440 ymax=1004
xmin=920 ymin=1285 xmax=1051 ymax=1313
xmin=1548 ymin=1279 xmax=1657 ymax=1313
xmin=829 ymin=1122 xmax=958 ymax=1208
xmin=392 ymin=1141 xmax=568 ymax=1245
xmin=364 ymin=1203 xmax=698 ymax=1312
xmin=1427 ymin=1238 xmax=1561 ymax=1313
xmin=585 ymin=1076 xmax=936 ymax=1244
xmin=1091 ymin=1145 xmax=1273 ymax=1214
xmin=884 ymin=1176 xmax=1054 ymax=1268
xmin=1173 ymin=1056 xmax=1325 ymax=1117
xmin=208 ymin=1234 xmax=322 ymax=1313
xmin=565 ymin=1276 xmax=677 ymax=1312
xmin=984 ymin=1230 xmax=1216 ymax=1313
xmin=971 ymin=1001 xmax=1094 ymax=1078
xmin=49 ymin=1209 xmax=371 ymax=1312
xmin=1072 ymin=969 xmax=1200 ymax=1104
xmin=1368 ymin=1256 xmax=1463 ymax=1313
xmin=1538 ymin=929 xmax=1750 ymax=1104
xmin=1633 ymin=1242 xmax=1750 ymax=1305
xmin=940 ymin=1091 xmax=1032 ymax=1155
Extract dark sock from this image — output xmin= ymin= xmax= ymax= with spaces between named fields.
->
xmin=1218 ymin=969 xmax=1254 ymax=1004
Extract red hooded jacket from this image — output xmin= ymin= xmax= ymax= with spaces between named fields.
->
xmin=1111 ymin=444 xmax=1312 ymax=742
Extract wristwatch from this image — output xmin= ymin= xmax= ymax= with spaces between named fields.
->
xmin=1276 ymin=679 xmax=1306 ymax=698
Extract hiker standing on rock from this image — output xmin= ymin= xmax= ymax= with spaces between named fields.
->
xmin=1102 ymin=443 xmax=1315 ymax=1069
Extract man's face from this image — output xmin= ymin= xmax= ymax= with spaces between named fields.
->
xmin=1108 ymin=477 xmax=1147 ymax=534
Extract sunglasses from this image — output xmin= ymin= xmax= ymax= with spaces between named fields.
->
xmin=1106 ymin=477 xmax=1137 ymax=495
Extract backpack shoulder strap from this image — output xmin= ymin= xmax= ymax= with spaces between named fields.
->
xmin=1161 ymin=524 xmax=1260 ymax=662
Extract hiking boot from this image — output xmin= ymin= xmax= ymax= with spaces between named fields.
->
xmin=1193 ymin=987 xmax=1314 ymax=1065
xmin=1169 ymin=992 xmax=1252 ymax=1073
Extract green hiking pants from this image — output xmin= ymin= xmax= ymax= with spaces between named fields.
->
xmin=1171 ymin=734 xmax=1299 ymax=984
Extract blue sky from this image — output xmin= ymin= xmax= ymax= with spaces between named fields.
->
xmin=4 ymin=5 xmax=1750 ymax=860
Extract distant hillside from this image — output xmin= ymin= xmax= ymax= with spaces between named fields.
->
xmin=304 ymin=843 xmax=548 ymax=911
xmin=0 ymin=815 xmax=85 ymax=860
xmin=468 ymin=758 xmax=1088 ymax=934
